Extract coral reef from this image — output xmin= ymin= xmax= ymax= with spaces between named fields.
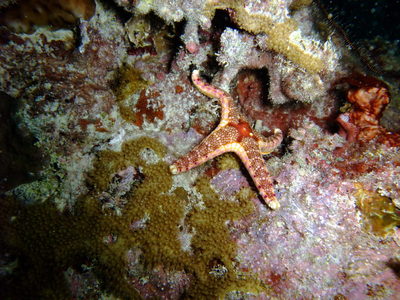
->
xmin=0 ymin=0 xmax=127 ymax=208
xmin=0 ymin=0 xmax=399 ymax=298
xmin=0 ymin=93 xmax=44 ymax=192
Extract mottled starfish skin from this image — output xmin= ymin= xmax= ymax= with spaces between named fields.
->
xmin=170 ymin=70 xmax=283 ymax=209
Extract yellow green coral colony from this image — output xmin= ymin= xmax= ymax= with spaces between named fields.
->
xmin=2 ymin=137 xmax=268 ymax=298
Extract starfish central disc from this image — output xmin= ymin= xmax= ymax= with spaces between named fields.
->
xmin=231 ymin=121 xmax=254 ymax=142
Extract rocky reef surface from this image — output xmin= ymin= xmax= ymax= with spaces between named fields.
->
xmin=0 ymin=0 xmax=399 ymax=299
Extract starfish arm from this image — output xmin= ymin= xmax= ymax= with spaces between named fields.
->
xmin=259 ymin=128 xmax=283 ymax=154
xmin=170 ymin=126 xmax=239 ymax=174
xmin=235 ymin=138 xmax=280 ymax=210
xmin=192 ymin=70 xmax=236 ymax=125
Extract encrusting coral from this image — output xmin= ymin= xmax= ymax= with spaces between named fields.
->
xmin=0 ymin=137 xmax=266 ymax=298
xmin=204 ymin=0 xmax=329 ymax=74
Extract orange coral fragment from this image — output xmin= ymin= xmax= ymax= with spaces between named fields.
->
xmin=175 ymin=85 xmax=184 ymax=94
xmin=336 ymin=75 xmax=400 ymax=146
xmin=134 ymin=90 xmax=164 ymax=128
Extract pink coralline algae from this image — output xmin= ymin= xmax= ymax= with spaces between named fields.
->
xmin=210 ymin=169 xmax=249 ymax=198
xmin=231 ymin=119 xmax=400 ymax=298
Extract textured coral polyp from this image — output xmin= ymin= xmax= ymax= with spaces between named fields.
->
xmin=89 ymin=137 xmax=266 ymax=298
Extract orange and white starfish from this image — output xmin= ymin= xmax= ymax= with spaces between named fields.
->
xmin=170 ymin=70 xmax=283 ymax=209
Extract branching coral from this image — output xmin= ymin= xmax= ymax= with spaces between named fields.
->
xmin=212 ymin=13 xmax=337 ymax=105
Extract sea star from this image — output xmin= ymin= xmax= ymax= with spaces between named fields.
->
xmin=170 ymin=70 xmax=283 ymax=209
